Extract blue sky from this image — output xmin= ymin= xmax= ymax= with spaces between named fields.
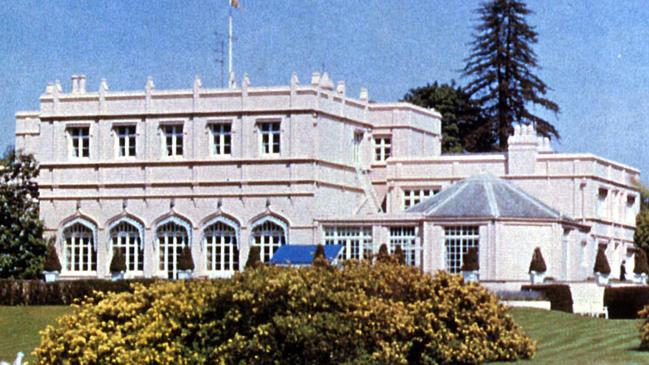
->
xmin=1 ymin=1 xmax=648 ymax=181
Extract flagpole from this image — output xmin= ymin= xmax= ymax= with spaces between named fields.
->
xmin=228 ymin=7 xmax=234 ymax=88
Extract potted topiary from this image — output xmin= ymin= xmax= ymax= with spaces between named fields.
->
xmin=528 ymin=247 xmax=547 ymax=285
xmin=177 ymin=245 xmax=194 ymax=280
xmin=393 ymin=245 xmax=406 ymax=265
xmin=376 ymin=243 xmax=390 ymax=263
xmin=42 ymin=242 xmax=62 ymax=283
xmin=312 ymin=244 xmax=329 ymax=268
xmin=245 ymin=246 xmax=262 ymax=269
xmin=462 ymin=247 xmax=479 ymax=283
xmin=634 ymin=249 xmax=649 ymax=284
xmin=109 ymin=250 xmax=126 ymax=281
xmin=594 ymin=246 xmax=611 ymax=286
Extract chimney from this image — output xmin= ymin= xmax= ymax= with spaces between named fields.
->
xmin=71 ymin=75 xmax=79 ymax=93
xmin=78 ymin=75 xmax=86 ymax=93
xmin=311 ymin=72 xmax=321 ymax=86
xmin=359 ymin=87 xmax=369 ymax=101
xmin=507 ymin=124 xmax=539 ymax=175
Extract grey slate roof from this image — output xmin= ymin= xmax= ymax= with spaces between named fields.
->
xmin=406 ymin=173 xmax=567 ymax=220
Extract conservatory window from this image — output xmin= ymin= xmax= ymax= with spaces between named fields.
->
xmin=209 ymin=123 xmax=232 ymax=156
xmin=444 ymin=226 xmax=479 ymax=273
xmin=251 ymin=220 xmax=286 ymax=262
xmin=68 ymin=127 xmax=90 ymax=158
xmin=323 ymin=226 xmax=373 ymax=260
xmin=389 ymin=227 xmax=420 ymax=266
xmin=259 ymin=121 xmax=281 ymax=155
xmin=162 ymin=125 xmax=184 ymax=157
xmin=374 ymin=137 xmax=391 ymax=162
xmin=115 ymin=125 xmax=137 ymax=157
xmin=204 ymin=220 xmax=239 ymax=271
xmin=403 ymin=189 xmax=438 ymax=209
xmin=63 ymin=222 xmax=96 ymax=272
xmin=157 ymin=221 xmax=189 ymax=279
xmin=110 ymin=221 xmax=143 ymax=272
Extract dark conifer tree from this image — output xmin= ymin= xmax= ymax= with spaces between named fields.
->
xmin=463 ymin=0 xmax=559 ymax=150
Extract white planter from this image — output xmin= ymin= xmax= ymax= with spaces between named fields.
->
xmin=177 ymin=270 xmax=192 ymax=280
xmin=462 ymin=270 xmax=479 ymax=283
xmin=111 ymin=271 xmax=125 ymax=282
xmin=634 ymin=273 xmax=648 ymax=285
xmin=529 ymin=271 xmax=545 ymax=285
xmin=595 ymin=272 xmax=610 ymax=286
xmin=43 ymin=271 xmax=59 ymax=283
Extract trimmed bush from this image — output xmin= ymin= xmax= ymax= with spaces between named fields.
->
xmin=635 ymin=250 xmax=649 ymax=275
xmin=312 ymin=244 xmax=329 ymax=268
xmin=376 ymin=243 xmax=390 ymax=263
xmin=521 ymin=284 xmax=573 ymax=313
xmin=109 ymin=250 xmax=127 ymax=273
xmin=245 ymin=246 xmax=261 ymax=269
xmin=177 ymin=246 xmax=194 ymax=271
xmin=605 ymin=287 xmax=649 ymax=319
xmin=42 ymin=244 xmax=61 ymax=272
xmin=393 ymin=245 xmax=406 ymax=265
xmin=462 ymin=247 xmax=479 ymax=271
xmin=0 ymin=279 xmax=156 ymax=305
xmin=594 ymin=247 xmax=611 ymax=274
xmin=528 ymin=247 xmax=547 ymax=273
xmin=34 ymin=262 xmax=535 ymax=364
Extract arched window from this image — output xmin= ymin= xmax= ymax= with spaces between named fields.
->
xmin=204 ymin=220 xmax=239 ymax=272
xmin=251 ymin=219 xmax=286 ymax=262
xmin=109 ymin=220 xmax=143 ymax=272
xmin=156 ymin=219 xmax=190 ymax=279
xmin=63 ymin=222 xmax=96 ymax=272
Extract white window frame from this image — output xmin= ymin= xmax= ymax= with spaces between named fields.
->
xmin=156 ymin=220 xmax=190 ymax=279
xmin=373 ymin=136 xmax=391 ymax=162
xmin=251 ymin=218 xmax=286 ymax=262
xmin=204 ymin=219 xmax=239 ymax=274
xmin=444 ymin=226 xmax=480 ymax=274
xmin=323 ymin=226 xmax=373 ymax=260
xmin=258 ymin=121 xmax=281 ymax=156
xmin=67 ymin=126 xmax=90 ymax=159
xmin=109 ymin=220 xmax=144 ymax=273
xmin=389 ymin=226 xmax=420 ymax=267
xmin=161 ymin=124 xmax=184 ymax=158
xmin=62 ymin=221 xmax=97 ymax=273
xmin=114 ymin=125 xmax=137 ymax=158
xmin=208 ymin=122 xmax=232 ymax=156
xmin=403 ymin=188 xmax=439 ymax=209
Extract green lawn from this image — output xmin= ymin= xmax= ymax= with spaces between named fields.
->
xmin=0 ymin=306 xmax=72 ymax=363
xmin=1 ymin=306 xmax=649 ymax=364
xmin=501 ymin=308 xmax=649 ymax=365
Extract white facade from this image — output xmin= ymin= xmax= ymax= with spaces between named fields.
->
xmin=14 ymin=72 xmax=640 ymax=282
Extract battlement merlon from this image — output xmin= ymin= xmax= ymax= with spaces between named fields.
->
xmin=19 ymin=72 xmax=441 ymax=137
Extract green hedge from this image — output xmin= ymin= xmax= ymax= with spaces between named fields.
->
xmin=521 ymin=284 xmax=573 ymax=313
xmin=604 ymin=286 xmax=649 ymax=319
xmin=0 ymin=279 xmax=156 ymax=305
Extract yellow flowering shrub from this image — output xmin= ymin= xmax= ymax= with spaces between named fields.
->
xmin=34 ymin=262 xmax=535 ymax=364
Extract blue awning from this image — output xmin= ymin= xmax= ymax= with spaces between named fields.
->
xmin=269 ymin=244 xmax=343 ymax=266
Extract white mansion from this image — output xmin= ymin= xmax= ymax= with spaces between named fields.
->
xmin=14 ymin=72 xmax=640 ymax=282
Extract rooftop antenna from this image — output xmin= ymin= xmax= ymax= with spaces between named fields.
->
xmin=228 ymin=0 xmax=240 ymax=89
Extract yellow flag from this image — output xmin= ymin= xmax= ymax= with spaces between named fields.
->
xmin=230 ymin=0 xmax=239 ymax=8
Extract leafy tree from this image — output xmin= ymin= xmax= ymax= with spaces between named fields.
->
xmin=402 ymin=81 xmax=496 ymax=152
xmin=462 ymin=247 xmax=480 ymax=271
xmin=0 ymin=148 xmax=47 ymax=278
xmin=463 ymin=0 xmax=560 ymax=150
xmin=634 ymin=249 xmax=649 ymax=276
xmin=593 ymin=247 xmax=611 ymax=275
xmin=634 ymin=183 xmax=649 ymax=255
xmin=392 ymin=245 xmax=406 ymax=265
xmin=312 ymin=244 xmax=329 ymax=268
xmin=43 ymin=239 xmax=62 ymax=272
